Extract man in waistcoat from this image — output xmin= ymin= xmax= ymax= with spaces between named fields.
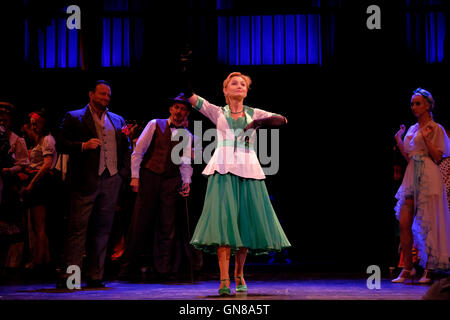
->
xmin=119 ymin=94 xmax=193 ymax=282
xmin=56 ymin=80 xmax=131 ymax=288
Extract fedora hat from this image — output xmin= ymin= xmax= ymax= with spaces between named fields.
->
xmin=168 ymin=93 xmax=191 ymax=107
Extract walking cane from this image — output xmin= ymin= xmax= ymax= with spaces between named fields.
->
xmin=183 ymin=195 xmax=195 ymax=283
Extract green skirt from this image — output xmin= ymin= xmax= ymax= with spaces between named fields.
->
xmin=190 ymin=173 xmax=291 ymax=255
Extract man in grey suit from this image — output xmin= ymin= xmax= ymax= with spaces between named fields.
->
xmin=56 ymin=80 xmax=131 ymax=288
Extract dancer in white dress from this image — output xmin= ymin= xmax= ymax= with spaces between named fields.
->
xmin=393 ymin=88 xmax=450 ymax=284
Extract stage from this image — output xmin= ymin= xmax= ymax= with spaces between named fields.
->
xmin=0 ymin=272 xmax=433 ymax=300
xmin=2 ymin=3 xmax=450 ymax=318
xmin=2 ymin=268 xmax=448 ymax=319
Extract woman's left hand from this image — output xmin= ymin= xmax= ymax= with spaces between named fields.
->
xmin=243 ymin=120 xmax=260 ymax=132
xmin=243 ymin=122 xmax=252 ymax=132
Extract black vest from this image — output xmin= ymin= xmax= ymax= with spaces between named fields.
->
xmin=142 ymin=119 xmax=180 ymax=177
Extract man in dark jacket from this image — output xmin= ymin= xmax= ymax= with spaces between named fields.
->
xmin=56 ymin=80 xmax=131 ymax=288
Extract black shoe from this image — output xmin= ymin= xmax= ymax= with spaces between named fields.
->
xmin=118 ymin=265 xmax=145 ymax=282
xmin=85 ymin=278 xmax=106 ymax=288
xmin=193 ymin=271 xmax=209 ymax=282
xmin=56 ymin=277 xmax=68 ymax=289
xmin=157 ymin=272 xmax=177 ymax=283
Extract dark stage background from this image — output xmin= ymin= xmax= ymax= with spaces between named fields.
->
xmin=2 ymin=0 xmax=450 ymax=274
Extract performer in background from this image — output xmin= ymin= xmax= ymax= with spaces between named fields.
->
xmin=0 ymin=102 xmax=29 ymax=278
xmin=438 ymin=128 xmax=450 ymax=212
xmin=119 ymin=95 xmax=193 ymax=282
xmin=184 ymin=72 xmax=291 ymax=296
xmin=0 ymin=102 xmax=29 ymax=207
xmin=56 ymin=80 xmax=131 ymax=288
xmin=21 ymin=109 xmax=57 ymax=275
xmin=393 ymin=88 xmax=450 ymax=284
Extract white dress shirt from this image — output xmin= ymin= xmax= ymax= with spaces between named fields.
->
xmin=131 ymin=118 xmax=193 ymax=184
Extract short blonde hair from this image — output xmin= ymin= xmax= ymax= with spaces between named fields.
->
xmin=223 ymin=72 xmax=252 ymax=105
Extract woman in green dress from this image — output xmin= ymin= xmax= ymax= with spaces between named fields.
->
xmin=185 ymin=72 xmax=291 ymax=295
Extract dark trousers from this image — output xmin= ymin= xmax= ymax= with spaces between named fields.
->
xmin=62 ymin=172 xmax=122 ymax=280
xmin=123 ymin=169 xmax=181 ymax=275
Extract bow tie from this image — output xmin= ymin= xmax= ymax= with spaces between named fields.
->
xmin=169 ymin=123 xmax=184 ymax=129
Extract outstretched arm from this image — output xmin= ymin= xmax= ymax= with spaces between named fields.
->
xmin=181 ymin=75 xmax=197 ymax=107
xmin=186 ymin=94 xmax=198 ymax=108
xmin=244 ymin=115 xmax=287 ymax=131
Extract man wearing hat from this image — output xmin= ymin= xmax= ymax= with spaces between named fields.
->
xmin=120 ymin=94 xmax=193 ymax=281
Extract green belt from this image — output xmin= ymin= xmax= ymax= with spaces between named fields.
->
xmin=217 ymin=139 xmax=255 ymax=151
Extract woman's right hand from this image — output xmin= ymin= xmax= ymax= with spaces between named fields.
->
xmin=130 ymin=178 xmax=139 ymax=193
xmin=82 ymin=138 xmax=101 ymax=151
xmin=395 ymin=124 xmax=406 ymax=141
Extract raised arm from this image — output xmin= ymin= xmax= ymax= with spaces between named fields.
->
xmin=181 ymin=76 xmax=197 ymax=107
xmin=182 ymin=92 xmax=222 ymax=125
xmin=187 ymin=94 xmax=198 ymax=108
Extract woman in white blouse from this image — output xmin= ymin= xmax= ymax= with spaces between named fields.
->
xmin=186 ymin=72 xmax=291 ymax=295
xmin=21 ymin=109 xmax=57 ymax=272
xmin=393 ymin=88 xmax=450 ymax=284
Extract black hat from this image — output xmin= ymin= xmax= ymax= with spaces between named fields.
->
xmin=169 ymin=93 xmax=191 ymax=107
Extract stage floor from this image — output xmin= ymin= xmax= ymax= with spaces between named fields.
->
xmin=0 ymin=273 xmax=432 ymax=300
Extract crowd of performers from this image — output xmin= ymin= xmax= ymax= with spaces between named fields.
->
xmin=1 ymin=75 xmax=450 ymax=295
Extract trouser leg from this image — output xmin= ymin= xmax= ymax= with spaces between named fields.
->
xmin=122 ymin=170 xmax=160 ymax=268
xmin=86 ymin=173 xmax=122 ymax=280
xmin=154 ymin=176 xmax=180 ymax=274
xmin=62 ymin=190 xmax=97 ymax=274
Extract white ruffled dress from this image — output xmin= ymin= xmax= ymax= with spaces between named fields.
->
xmin=394 ymin=121 xmax=450 ymax=269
